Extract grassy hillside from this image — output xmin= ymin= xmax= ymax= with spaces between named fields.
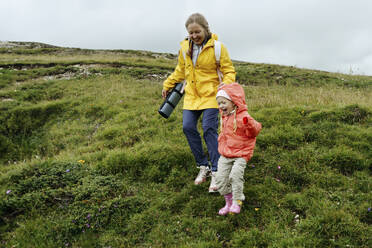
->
xmin=0 ymin=42 xmax=371 ymax=247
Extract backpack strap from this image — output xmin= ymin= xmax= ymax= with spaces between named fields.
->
xmin=182 ymin=49 xmax=186 ymax=62
xmin=214 ymin=40 xmax=223 ymax=84
xmin=214 ymin=40 xmax=221 ymax=66
xmin=180 ymin=46 xmax=187 ymax=93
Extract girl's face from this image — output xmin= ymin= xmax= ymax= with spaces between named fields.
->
xmin=217 ymin=96 xmax=235 ymax=116
xmin=187 ymin=23 xmax=206 ymax=45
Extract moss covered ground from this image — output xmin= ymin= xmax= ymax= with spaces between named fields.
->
xmin=0 ymin=43 xmax=371 ymax=247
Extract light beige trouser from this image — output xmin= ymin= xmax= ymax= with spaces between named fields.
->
xmin=215 ymin=156 xmax=246 ymax=201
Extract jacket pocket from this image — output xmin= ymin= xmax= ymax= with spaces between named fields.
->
xmin=198 ymin=81 xmax=217 ymax=97
xmin=226 ymin=135 xmax=247 ymax=149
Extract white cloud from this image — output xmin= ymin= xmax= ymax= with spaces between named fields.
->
xmin=1 ymin=0 xmax=372 ymax=75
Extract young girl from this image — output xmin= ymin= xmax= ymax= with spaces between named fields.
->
xmin=215 ymin=83 xmax=262 ymax=215
xmin=162 ymin=13 xmax=236 ymax=192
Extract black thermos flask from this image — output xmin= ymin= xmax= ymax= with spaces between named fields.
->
xmin=158 ymin=83 xmax=184 ymax=118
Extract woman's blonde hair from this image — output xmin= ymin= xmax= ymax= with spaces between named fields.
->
xmin=185 ymin=13 xmax=212 ymax=57
xmin=185 ymin=13 xmax=212 ymax=37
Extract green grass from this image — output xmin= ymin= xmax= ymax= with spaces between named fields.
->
xmin=0 ymin=42 xmax=371 ymax=247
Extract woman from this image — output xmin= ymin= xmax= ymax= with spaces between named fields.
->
xmin=162 ymin=13 xmax=236 ymax=192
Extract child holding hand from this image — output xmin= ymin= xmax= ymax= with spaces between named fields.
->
xmin=215 ymin=83 xmax=262 ymax=215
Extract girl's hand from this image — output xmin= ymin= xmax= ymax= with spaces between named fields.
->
xmin=162 ymin=89 xmax=169 ymax=99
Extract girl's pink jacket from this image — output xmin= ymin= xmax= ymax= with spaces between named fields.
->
xmin=218 ymin=83 xmax=262 ymax=162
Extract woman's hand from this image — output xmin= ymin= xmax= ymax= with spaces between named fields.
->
xmin=162 ymin=89 xmax=169 ymax=99
xmin=218 ymin=82 xmax=225 ymax=89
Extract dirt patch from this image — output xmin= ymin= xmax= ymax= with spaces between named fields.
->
xmin=0 ymin=41 xmax=58 ymax=49
xmin=42 ymin=64 xmax=104 ymax=81
xmin=1 ymin=98 xmax=14 ymax=102
xmin=145 ymin=73 xmax=169 ymax=80
xmin=2 ymin=61 xmax=170 ymax=84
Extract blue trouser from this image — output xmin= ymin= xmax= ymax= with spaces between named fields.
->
xmin=182 ymin=108 xmax=220 ymax=172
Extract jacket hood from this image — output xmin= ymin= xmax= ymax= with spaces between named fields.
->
xmin=205 ymin=33 xmax=218 ymax=47
xmin=218 ymin=83 xmax=247 ymax=113
xmin=211 ymin=33 xmax=218 ymax=41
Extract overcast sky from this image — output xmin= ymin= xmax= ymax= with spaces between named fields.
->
xmin=2 ymin=0 xmax=372 ymax=75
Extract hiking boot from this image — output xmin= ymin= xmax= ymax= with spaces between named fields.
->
xmin=218 ymin=193 xmax=232 ymax=215
xmin=194 ymin=166 xmax=209 ymax=185
xmin=209 ymin=172 xmax=218 ymax=193
xmin=229 ymin=200 xmax=242 ymax=214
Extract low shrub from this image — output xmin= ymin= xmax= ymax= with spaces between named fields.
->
xmin=259 ymin=124 xmax=305 ymax=150
xmin=3 ymin=100 xmax=68 ymax=136
xmin=319 ymin=145 xmax=366 ymax=175
xmin=298 ymin=208 xmax=371 ymax=247
xmin=309 ymin=104 xmax=370 ymax=125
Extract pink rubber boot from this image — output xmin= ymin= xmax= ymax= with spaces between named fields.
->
xmin=218 ymin=193 xmax=232 ymax=216
xmin=229 ymin=200 xmax=242 ymax=214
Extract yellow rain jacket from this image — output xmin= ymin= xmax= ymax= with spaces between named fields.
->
xmin=163 ymin=34 xmax=236 ymax=110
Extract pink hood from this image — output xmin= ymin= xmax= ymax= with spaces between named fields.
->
xmin=218 ymin=83 xmax=247 ymax=114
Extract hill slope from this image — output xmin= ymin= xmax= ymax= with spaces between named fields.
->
xmin=0 ymin=42 xmax=371 ymax=247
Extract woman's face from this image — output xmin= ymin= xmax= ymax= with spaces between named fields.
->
xmin=187 ymin=23 xmax=206 ymax=45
